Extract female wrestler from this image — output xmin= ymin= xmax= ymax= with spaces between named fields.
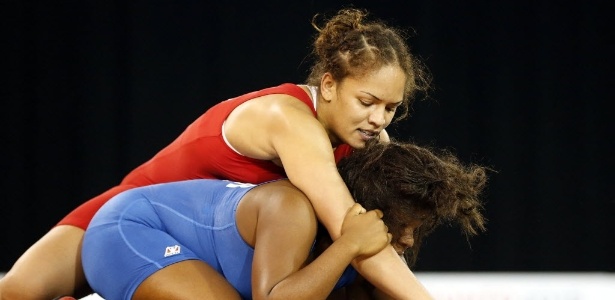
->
xmin=0 ymin=8 xmax=432 ymax=300
xmin=80 ymin=141 xmax=487 ymax=299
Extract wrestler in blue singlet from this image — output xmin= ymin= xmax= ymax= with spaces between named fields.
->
xmin=82 ymin=179 xmax=356 ymax=300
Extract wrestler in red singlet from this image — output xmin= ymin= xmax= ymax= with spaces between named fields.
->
xmin=58 ymin=83 xmax=353 ymax=229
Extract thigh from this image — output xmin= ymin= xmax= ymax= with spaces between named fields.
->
xmin=0 ymin=225 xmax=89 ymax=300
xmin=133 ymin=260 xmax=241 ymax=300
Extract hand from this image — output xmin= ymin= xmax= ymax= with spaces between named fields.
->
xmin=340 ymin=203 xmax=392 ymax=258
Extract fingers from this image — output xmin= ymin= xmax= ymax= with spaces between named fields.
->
xmin=364 ymin=209 xmax=389 ymax=237
xmin=364 ymin=208 xmax=384 ymax=219
xmin=341 ymin=204 xmax=392 ymax=258
xmin=348 ymin=204 xmax=384 ymax=218
xmin=348 ymin=203 xmax=367 ymax=216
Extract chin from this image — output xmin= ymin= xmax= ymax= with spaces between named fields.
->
xmin=347 ymin=139 xmax=368 ymax=149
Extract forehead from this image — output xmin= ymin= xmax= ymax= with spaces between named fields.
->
xmin=341 ymin=65 xmax=406 ymax=103
xmin=406 ymin=218 xmax=424 ymax=228
xmin=386 ymin=217 xmax=423 ymax=237
xmin=390 ymin=208 xmax=430 ymax=227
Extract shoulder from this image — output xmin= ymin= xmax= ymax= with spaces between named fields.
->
xmin=267 ymin=93 xmax=315 ymax=115
xmin=236 ymin=180 xmax=316 ymax=248
xmin=379 ymin=129 xmax=390 ymax=142
xmin=251 ymin=180 xmax=316 ymax=220
xmin=224 ymin=87 xmax=321 ymax=134
xmin=245 ymin=94 xmax=323 ymax=138
xmin=233 ymin=91 xmax=315 ymax=123
xmin=254 ymin=84 xmax=315 ymax=116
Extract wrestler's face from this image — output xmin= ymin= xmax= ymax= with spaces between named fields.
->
xmin=391 ymin=218 xmax=424 ymax=256
xmin=320 ymin=65 xmax=406 ymax=148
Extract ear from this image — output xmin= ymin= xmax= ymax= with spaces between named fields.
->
xmin=319 ymin=72 xmax=336 ymax=102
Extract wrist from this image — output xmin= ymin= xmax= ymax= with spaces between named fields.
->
xmin=335 ymin=234 xmax=362 ymax=258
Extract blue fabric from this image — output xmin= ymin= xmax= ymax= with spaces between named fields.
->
xmin=82 ymin=179 xmax=356 ymax=300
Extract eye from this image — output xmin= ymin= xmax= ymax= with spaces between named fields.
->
xmin=359 ymin=100 xmax=372 ymax=107
xmin=385 ymin=106 xmax=397 ymax=113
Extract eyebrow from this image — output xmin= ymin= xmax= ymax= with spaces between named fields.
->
xmin=361 ymin=91 xmax=403 ymax=105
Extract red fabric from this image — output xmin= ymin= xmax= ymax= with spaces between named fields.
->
xmin=333 ymin=144 xmax=353 ymax=163
xmin=58 ymin=83 xmax=352 ymax=230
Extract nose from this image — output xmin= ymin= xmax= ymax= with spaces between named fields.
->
xmin=399 ymin=235 xmax=414 ymax=251
xmin=368 ymin=105 xmax=387 ymax=128
xmin=395 ymin=235 xmax=414 ymax=255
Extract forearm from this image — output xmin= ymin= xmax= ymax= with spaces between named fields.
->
xmin=264 ymin=238 xmax=358 ymax=300
xmin=291 ymin=172 xmax=354 ymax=240
xmin=351 ymin=246 xmax=433 ymax=300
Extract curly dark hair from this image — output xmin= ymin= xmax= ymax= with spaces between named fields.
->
xmin=337 ymin=140 xmax=489 ymax=267
xmin=306 ymin=8 xmax=432 ymax=122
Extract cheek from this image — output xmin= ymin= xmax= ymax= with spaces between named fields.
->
xmin=342 ymin=102 xmax=370 ymax=122
xmin=384 ymin=114 xmax=394 ymax=126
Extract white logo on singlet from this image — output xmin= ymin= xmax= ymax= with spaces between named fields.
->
xmin=164 ymin=245 xmax=181 ymax=257
xmin=226 ymin=182 xmax=256 ymax=188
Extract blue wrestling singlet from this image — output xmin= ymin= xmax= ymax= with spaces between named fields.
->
xmin=81 ymin=179 xmax=356 ymax=300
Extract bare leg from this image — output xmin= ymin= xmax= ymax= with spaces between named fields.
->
xmin=133 ymin=260 xmax=241 ymax=300
xmin=0 ymin=226 xmax=88 ymax=300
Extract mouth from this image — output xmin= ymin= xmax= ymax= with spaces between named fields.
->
xmin=393 ymin=245 xmax=406 ymax=256
xmin=358 ymin=129 xmax=379 ymax=141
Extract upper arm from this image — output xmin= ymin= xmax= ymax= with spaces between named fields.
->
xmin=251 ymin=185 xmax=318 ymax=298
xmin=226 ymin=94 xmax=357 ymax=238
xmin=268 ymin=104 xmax=356 ymax=239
